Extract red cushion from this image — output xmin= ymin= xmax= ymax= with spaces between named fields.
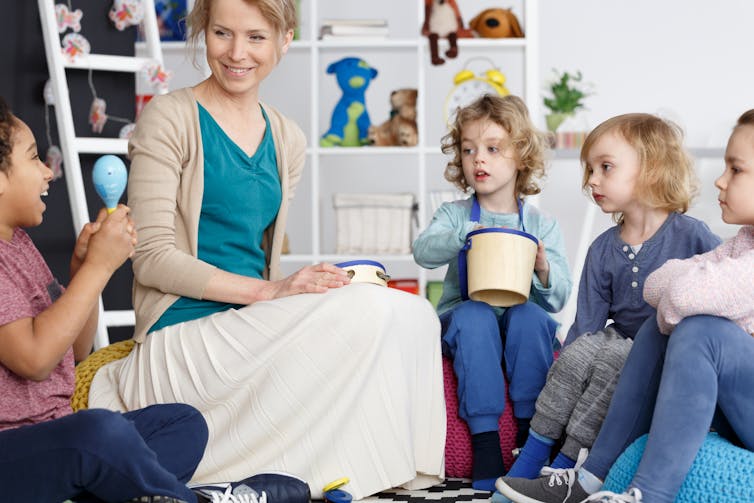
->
xmin=442 ymin=355 xmax=518 ymax=478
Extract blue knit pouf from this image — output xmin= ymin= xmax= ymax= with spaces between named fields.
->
xmin=602 ymin=433 xmax=754 ymax=502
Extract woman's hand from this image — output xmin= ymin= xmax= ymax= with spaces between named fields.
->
xmin=263 ymin=262 xmax=350 ymax=300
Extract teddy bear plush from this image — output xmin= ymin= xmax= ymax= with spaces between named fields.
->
xmin=320 ymin=57 xmax=378 ymax=147
xmin=469 ymin=8 xmax=524 ymax=38
xmin=422 ymin=0 xmax=473 ymax=66
xmin=367 ymin=88 xmax=418 ymax=147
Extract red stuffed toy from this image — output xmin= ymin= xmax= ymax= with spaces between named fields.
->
xmin=422 ymin=0 xmax=473 ymax=66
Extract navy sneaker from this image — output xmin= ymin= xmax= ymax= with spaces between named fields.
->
xmin=192 ymin=472 xmax=310 ymax=503
xmin=127 ymin=497 xmax=187 ymax=503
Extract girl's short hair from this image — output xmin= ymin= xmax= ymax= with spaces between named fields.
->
xmin=736 ymin=109 xmax=754 ymax=128
xmin=580 ymin=113 xmax=698 ymax=221
xmin=441 ymin=94 xmax=550 ymax=197
xmin=0 ymin=97 xmax=18 ymax=174
xmin=186 ymin=0 xmax=297 ymax=62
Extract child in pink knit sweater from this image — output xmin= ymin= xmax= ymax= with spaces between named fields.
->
xmin=497 ymin=110 xmax=754 ymax=503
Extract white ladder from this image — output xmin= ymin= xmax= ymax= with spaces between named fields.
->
xmin=38 ymin=0 xmax=168 ymax=349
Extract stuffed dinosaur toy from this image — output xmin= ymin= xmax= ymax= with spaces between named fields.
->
xmin=320 ymin=57 xmax=378 ymax=147
xmin=422 ymin=0 xmax=473 ymax=66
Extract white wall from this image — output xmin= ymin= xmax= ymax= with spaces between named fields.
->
xmin=539 ymin=0 xmax=753 ymax=148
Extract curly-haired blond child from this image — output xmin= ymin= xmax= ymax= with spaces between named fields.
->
xmin=413 ymin=94 xmax=572 ymax=490
xmin=495 ymin=113 xmax=722 ymax=502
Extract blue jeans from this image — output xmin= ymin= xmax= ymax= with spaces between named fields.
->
xmin=440 ymin=300 xmax=558 ymax=434
xmin=583 ymin=315 xmax=754 ymax=503
xmin=0 ymin=404 xmax=208 ymax=503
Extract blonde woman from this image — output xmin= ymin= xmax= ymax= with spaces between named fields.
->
xmin=88 ymin=0 xmax=445 ymax=498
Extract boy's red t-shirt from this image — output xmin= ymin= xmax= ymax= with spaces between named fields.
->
xmin=0 ymin=228 xmax=74 ymax=431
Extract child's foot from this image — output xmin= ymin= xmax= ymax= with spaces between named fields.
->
xmin=495 ymin=470 xmax=591 ymax=503
xmin=471 ymin=431 xmax=505 ymax=491
xmin=550 ymin=451 xmax=576 ymax=470
xmin=505 ymin=430 xmax=553 ymax=479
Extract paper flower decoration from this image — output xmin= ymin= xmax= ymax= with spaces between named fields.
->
xmin=45 ymin=145 xmax=64 ymax=180
xmin=61 ymin=33 xmax=90 ymax=62
xmin=89 ymin=97 xmax=108 ymax=134
xmin=55 ymin=3 xmax=83 ymax=33
xmin=142 ymin=61 xmax=172 ymax=93
xmin=118 ymin=123 xmax=136 ymax=139
xmin=109 ymin=0 xmax=145 ymax=31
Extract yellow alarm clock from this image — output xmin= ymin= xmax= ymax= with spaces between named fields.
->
xmin=444 ymin=57 xmax=510 ymax=123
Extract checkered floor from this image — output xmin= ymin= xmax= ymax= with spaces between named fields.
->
xmin=357 ymin=479 xmax=492 ymax=502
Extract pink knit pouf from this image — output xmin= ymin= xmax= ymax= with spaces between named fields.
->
xmin=442 ymin=356 xmax=518 ymax=478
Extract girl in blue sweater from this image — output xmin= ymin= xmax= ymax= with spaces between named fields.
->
xmin=495 ymin=113 xmax=721 ymax=503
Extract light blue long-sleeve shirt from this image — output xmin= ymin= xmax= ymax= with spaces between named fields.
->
xmin=413 ymin=198 xmax=572 ymax=316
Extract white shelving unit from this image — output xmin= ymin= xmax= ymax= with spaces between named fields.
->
xmin=257 ymin=0 xmax=540 ymax=296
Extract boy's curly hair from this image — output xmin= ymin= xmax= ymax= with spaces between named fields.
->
xmin=0 ymin=96 xmax=17 ymax=174
xmin=441 ymin=94 xmax=550 ymax=198
xmin=579 ymin=113 xmax=698 ymax=223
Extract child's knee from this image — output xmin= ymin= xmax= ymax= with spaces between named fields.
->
xmin=555 ymin=334 xmax=604 ymax=372
xmin=667 ymin=315 xmax=733 ymax=358
xmin=453 ymin=300 xmax=498 ymax=322
xmin=505 ymin=301 xmax=548 ymax=321
xmin=72 ymin=409 xmax=136 ymax=449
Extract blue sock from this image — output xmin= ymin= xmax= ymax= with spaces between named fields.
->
xmin=504 ymin=429 xmax=554 ymax=479
xmin=471 ymin=431 xmax=505 ymax=492
xmin=550 ymin=451 xmax=576 ymax=470
xmin=491 ymin=490 xmax=513 ymax=503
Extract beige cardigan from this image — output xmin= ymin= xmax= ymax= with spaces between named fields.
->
xmin=127 ymin=88 xmax=306 ymax=342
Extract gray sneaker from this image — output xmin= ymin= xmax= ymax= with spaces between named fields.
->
xmin=495 ymin=469 xmax=591 ymax=503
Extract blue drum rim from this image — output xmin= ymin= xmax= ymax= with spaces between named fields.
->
xmin=334 ymin=259 xmax=386 ymax=270
xmin=466 ymin=227 xmax=538 ymax=246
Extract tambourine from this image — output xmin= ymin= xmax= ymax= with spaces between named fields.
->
xmin=335 ymin=260 xmax=390 ymax=287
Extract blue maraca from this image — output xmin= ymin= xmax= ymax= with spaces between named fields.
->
xmin=92 ymin=155 xmax=127 ymax=214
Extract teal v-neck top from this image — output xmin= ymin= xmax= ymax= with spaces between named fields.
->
xmin=150 ymin=103 xmax=281 ymax=332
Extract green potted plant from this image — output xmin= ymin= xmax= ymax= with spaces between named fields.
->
xmin=543 ymin=70 xmax=589 ymax=133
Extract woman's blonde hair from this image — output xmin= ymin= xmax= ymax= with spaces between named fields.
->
xmin=186 ymin=0 xmax=297 ymax=64
xmin=580 ymin=113 xmax=698 ymax=222
xmin=441 ymin=94 xmax=550 ymax=198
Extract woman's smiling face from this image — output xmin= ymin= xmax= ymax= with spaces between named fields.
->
xmin=204 ymin=0 xmax=292 ymax=99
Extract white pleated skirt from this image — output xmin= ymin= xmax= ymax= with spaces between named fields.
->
xmin=89 ymin=284 xmax=446 ymax=499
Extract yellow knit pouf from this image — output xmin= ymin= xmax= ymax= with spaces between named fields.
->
xmin=71 ymin=339 xmax=135 ymax=412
